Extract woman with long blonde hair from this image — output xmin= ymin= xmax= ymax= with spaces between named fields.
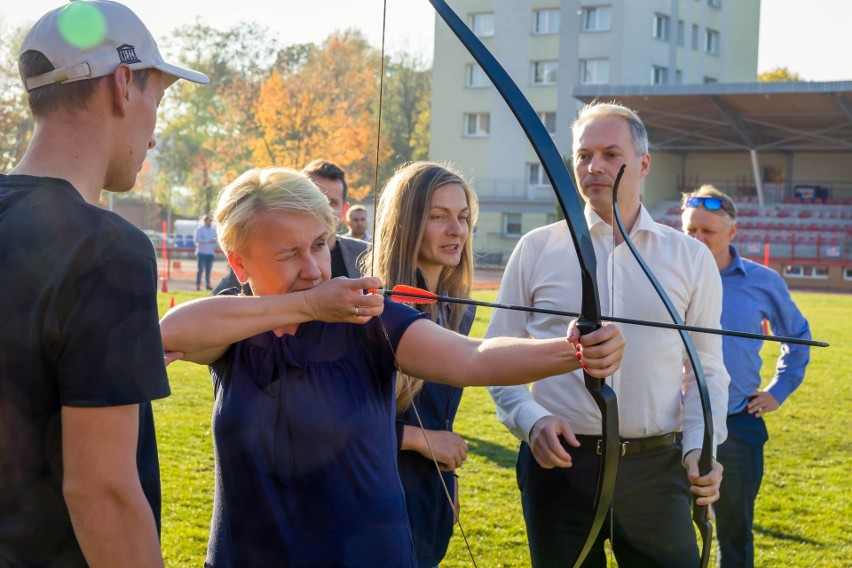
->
xmin=367 ymin=161 xmax=479 ymax=567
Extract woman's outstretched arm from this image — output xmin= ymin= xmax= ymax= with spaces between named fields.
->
xmin=395 ymin=318 xmax=624 ymax=387
xmin=160 ymin=276 xmax=383 ymax=364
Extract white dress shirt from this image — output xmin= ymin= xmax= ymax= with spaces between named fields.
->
xmin=487 ymin=205 xmax=729 ymax=457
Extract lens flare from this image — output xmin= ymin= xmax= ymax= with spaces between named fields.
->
xmin=57 ymin=3 xmax=107 ymax=50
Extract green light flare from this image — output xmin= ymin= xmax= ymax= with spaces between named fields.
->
xmin=57 ymin=2 xmax=107 ymax=50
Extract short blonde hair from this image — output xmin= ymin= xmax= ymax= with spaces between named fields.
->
xmin=215 ymin=167 xmax=337 ymax=255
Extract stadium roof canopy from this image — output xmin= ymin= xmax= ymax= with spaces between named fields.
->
xmin=572 ymin=81 xmax=852 ymax=154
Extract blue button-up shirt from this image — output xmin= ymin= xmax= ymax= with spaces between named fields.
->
xmin=720 ymin=246 xmax=811 ymax=414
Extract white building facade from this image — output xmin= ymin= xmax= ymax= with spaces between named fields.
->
xmin=429 ymin=0 xmax=760 ymax=264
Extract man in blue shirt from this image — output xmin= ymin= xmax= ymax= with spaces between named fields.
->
xmin=681 ymin=185 xmax=811 ymax=568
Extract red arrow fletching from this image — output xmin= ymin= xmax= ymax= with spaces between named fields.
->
xmin=389 ymin=285 xmax=438 ymax=304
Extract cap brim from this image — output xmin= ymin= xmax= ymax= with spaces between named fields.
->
xmin=155 ymin=61 xmax=209 ymax=86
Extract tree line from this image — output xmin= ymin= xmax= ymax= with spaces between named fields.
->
xmin=0 ymin=18 xmax=431 ymax=215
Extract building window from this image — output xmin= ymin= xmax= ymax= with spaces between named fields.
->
xmin=675 ymin=69 xmax=683 ymax=84
xmin=705 ymin=29 xmax=720 ymax=55
xmin=463 ymin=112 xmax=490 ymax=137
xmin=526 ymin=162 xmax=551 ymax=188
xmin=538 ymin=111 xmax=557 ymax=135
xmin=653 ymin=13 xmax=670 ymax=40
xmin=471 ymin=13 xmax=494 ymax=37
xmin=704 ymin=76 xmax=718 ymax=83
xmin=465 ymin=63 xmax=490 ymax=88
xmin=784 ymin=265 xmax=829 ymax=279
xmin=691 ymin=24 xmax=699 ymax=50
xmin=533 ymin=9 xmax=560 ymax=34
xmin=580 ymin=58 xmax=609 ymax=84
xmin=652 ymin=65 xmax=668 ymax=85
xmin=677 ymin=20 xmax=685 ymax=46
xmin=503 ymin=213 xmax=523 ymax=237
xmin=784 ymin=265 xmax=804 ymax=277
xmin=582 ymin=6 xmax=611 ymax=32
xmin=709 ymin=0 xmax=721 ymax=7
xmin=843 ymin=267 xmax=852 ymax=281
xmin=531 ymin=61 xmax=559 ymax=85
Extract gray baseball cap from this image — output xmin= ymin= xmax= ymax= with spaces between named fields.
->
xmin=19 ymin=0 xmax=209 ymax=91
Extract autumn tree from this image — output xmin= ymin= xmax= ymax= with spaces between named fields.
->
xmin=253 ymin=30 xmax=391 ymax=201
xmin=0 ymin=21 xmax=33 ymax=172
xmin=379 ymin=50 xmax=431 ymax=181
xmin=156 ymin=21 xmax=283 ymax=215
xmin=152 ymin=24 xmax=431 ymax=212
xmin=758 ymin=66 xmax=804 ymax=82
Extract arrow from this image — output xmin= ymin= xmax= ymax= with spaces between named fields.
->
xmin=378 ymin=285 xmax=828 ymax=348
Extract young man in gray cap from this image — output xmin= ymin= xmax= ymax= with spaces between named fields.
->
xmin=0 ymin=1 xmax=207 ymax=566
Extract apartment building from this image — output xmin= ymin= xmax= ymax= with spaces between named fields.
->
xmin=429 ymin=0 xmax=760 ymax=264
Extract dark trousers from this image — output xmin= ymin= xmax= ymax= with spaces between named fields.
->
xmin=517 ymin=439 xmax=699 ymax=568
xmin=196 ymin=253 xmax=215 ymax=287
xmin=714 ymin=412 xmax=768 ymax=568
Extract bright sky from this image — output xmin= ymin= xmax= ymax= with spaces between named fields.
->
xmin=2 ymin=0 xmax=851 ymax=82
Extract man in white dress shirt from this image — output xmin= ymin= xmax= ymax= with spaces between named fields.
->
xmin=487 ymin=102 xmax=729 ymax=567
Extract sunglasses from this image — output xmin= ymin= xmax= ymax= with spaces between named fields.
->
xmin=685 ymin=196 xmax=732 ymax=214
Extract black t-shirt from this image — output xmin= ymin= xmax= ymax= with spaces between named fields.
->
xmin=0 ymin=175 xmax=171 ymax=566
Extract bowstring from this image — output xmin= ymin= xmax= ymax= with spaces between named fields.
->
xmin=370 ymin=0 xmax=387 ymax=275
xmin=607 ymin=172 xmax=618 ymax=564
xmin=371 ymin=3 xmax=477 ymax=565
xmin=376 ymin=319 xmax=479 ymax=568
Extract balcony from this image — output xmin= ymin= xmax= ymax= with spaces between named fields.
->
xmin=473 ymin=178 xmax=556 ymax=202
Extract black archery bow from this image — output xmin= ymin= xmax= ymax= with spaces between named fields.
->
xmin=426 ymin=2 xmax=617 ymax=566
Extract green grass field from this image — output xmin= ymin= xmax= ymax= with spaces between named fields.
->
xmin=155 ymin=290 xmax=851 ymax=567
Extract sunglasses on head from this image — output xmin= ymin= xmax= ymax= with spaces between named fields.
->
xmin=685 ymin=196 xmax=731 ymax=213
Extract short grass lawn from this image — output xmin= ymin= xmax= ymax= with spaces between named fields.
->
xmin=156 ymin=290 xmax=851 ymax=567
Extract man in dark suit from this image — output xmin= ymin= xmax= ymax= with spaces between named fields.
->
xmin=212 ymin=159 xmax=367 ymax=295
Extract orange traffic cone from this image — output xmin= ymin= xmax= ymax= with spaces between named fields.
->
xmin=169 ymin=296 xmax=176 ymax=310
xmin=161 ymin=277 xmax=168 ymax=293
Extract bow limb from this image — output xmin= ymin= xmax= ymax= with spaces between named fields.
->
xmin=610 ymin=166 xmax=714 ymax=568
xmin=426 ymin=2 xmax=617 ymax=566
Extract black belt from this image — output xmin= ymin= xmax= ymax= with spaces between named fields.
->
xmin=572 ymin=432 xmax=679 ymax=457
